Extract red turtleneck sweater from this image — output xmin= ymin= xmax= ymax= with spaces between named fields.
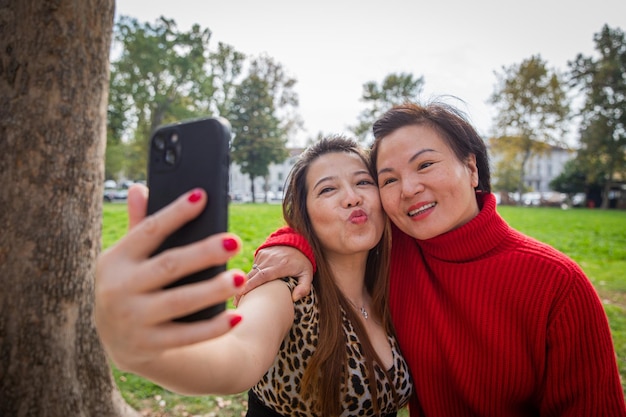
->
xmin=258 ymin=193 xmax=625 ymax=416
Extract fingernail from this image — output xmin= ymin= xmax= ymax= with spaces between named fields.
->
xmin=188 ymin=189 xmax=202 ymax=203
xmin=222 ymin=237 xmax=238 ymax=251
xmin=233 ymin=273 xmax=245 ymax=287
xmin=229 ymin=315 xmax=242 ymax=327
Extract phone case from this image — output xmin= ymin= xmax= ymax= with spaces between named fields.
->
xmin=147 ymin=117 xmax=231 ymax=322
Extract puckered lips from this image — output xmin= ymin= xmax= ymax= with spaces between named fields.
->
xmin=349 ymin=209 xmax=368 ymax=224
xmin=408 ymin=202 xmax=436 ymax=218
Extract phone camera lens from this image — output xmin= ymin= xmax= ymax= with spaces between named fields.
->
xmin=165 ymin=148 xmax=176 ymax=165
xmin=154 ymin=135 xmax=166 ymax=150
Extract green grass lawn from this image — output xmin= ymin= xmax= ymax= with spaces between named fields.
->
xmin=101 ymin=203 xmax=626 ymax=416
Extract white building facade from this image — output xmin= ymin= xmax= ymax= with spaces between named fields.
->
xmin=522 ymin=146 xmax=574 ymax=193
xmin=229 ymin=148 xmax=304 ymax=202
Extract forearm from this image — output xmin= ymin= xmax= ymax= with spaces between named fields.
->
xmin=127 ymin=335 xmax=261 ymax=395
xmin=257 ymin=226 xmax=317 ymax=272
xmin=127 ymin=281 xmax=295 ymax=396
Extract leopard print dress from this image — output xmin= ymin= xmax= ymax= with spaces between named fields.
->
xmin=248 ymin=277 xmax=413 ymax=416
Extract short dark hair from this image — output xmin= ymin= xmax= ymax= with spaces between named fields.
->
xmin=370 ymin=101 xmax=491 ymax=193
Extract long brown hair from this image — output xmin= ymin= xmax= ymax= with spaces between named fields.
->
xmin=282 ymin=135 xmax=396 ymax=416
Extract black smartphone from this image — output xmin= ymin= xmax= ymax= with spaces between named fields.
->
xmin=147 ymin=117 xmax=231 ymax=322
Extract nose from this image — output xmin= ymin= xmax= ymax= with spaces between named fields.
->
xmin=400 ymin=175 xmax=424 ymax=199
xmin=344 ymin=188 xmax=362 ymax=208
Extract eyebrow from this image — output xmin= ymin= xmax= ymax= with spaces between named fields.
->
xmin=377 ymin=148 xmax=436 ymax=176
xmin=312 ymin=170 xmax=371 ymax=190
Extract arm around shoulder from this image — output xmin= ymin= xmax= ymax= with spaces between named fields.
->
xmin=256 ymin=226 xmax=317 ymax=272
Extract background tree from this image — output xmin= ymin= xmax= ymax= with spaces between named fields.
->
xmin=229 ymin=74 xmax=288 ymax=202
xmin=210 ymin=42 xmax=246 ymax=117
xmin=351 ymin=72 xmax=425 ymax=143
xmin=0 ymin=1 xmax=138 ymax=416
xmin=228 ymin=55 xmax=298 ymax=202
xmin=488 ymin=136 xmax=529 ymax=202
xmin=106 ymin=72 xmax=131 ymax=180
xmin=550 ymin=158 xmax=589 ymax=205
xmin=489 ymin=55 xmax=570 ymax=203
xmin=569 ymin=24 xmax=626 ymax=209
xmin=108 ymin=15 xmax=230 ymax=178
xmin=248 ymin=54 xmax=302 ymax=144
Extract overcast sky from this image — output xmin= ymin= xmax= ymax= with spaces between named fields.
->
xmin=115 ymin=0 xmax=626 ymax=145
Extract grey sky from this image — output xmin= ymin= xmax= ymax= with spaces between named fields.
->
xmin=116 ymin=0 xmax=626 ymax=145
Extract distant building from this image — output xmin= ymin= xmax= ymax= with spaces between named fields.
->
xmin=229 ymin=147 xmax=304 ymax=202
xmin=488 ymin=141 xmax=577 ymax=205
xmin=522 ymin=146 xmax=574 ymax=193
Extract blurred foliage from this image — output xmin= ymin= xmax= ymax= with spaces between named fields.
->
xmin=568 ymin=25 xmax=626 ymax=209
xmin=351 ymin=72 xmax=425 ymax=144
xmin=227 ymin=55 xmax=298 ymax=201
xmin=489 ymin=55 xmax=570 ymax=199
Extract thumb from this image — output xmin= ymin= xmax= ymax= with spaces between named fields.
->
xmin=291 ymin=277 xmax=312 ymax=302
xmin=127 ymin=183 xmax=149 ymax=230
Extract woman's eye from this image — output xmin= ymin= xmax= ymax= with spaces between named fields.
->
xmin=357 ymin=179 xmax=374 ymax=186
xmin=380 ymin=177 xmax=396 ymax=186
xmin=418 ymin=161 xmax=434 ymax=170
xmin=319 ymin=187 xmax=334 ymax=194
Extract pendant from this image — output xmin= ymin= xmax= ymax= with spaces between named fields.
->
xmin=360 ymin=307 xmax=369 ymax=320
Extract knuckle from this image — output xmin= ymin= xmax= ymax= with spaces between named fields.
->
xmin=163 ymin=287 xmax=193 ymax=314
xmin=154 ymin=252 xmax=178 ymax=276
xmin=141 ymin=214 xmax=159 ymax=237
xmin=114 ymin=299 xmax=138 ymax=323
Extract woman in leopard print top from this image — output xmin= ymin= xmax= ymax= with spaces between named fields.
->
xmin=95 ymin=136 xmax=413 ymax=416
xmin=249 ymin=277 xmax=412 ymax=416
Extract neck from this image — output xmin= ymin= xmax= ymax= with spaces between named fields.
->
xmin=323 ymin=251 xmax=369 ymax=306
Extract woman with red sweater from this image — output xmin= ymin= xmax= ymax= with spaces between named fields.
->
xmin=246 ymin=102 xmax=626 ymax=416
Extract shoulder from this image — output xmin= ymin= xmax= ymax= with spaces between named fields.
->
xmin=506 ymin=229 xmax=585 ymax=278
xmin=282 ymin=276 xmax=317 ymax=322
xmin=237 ymin=279 xmax=295 ymax=325
xmin=503 ymin=229 xmax=602 ymax=316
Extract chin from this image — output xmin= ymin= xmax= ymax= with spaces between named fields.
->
xmin=403 ymin=224 xmax=438 ymax=241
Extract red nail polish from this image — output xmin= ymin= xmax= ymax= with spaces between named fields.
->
xmin=233 ymin=273 xmax=245 ymax=287
xmin=188 ymin=189 xmax=202 ymax=203
xmin=222 ymin=237 xmax=238 ymax=251
xmin=229 ymin=315 xmax=242 ymax=327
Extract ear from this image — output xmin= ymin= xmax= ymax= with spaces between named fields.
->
xmin=466 ymin=154 xmax=479 ymax=188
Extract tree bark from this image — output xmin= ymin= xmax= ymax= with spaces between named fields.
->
xmin=0 ymin=1 xmax=138 ymax=416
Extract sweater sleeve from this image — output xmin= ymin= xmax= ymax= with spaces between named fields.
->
xmin=541 ymin=270 xmax=626 ymax=416
xmin=255 ymin=226 xmax=317 ymax=272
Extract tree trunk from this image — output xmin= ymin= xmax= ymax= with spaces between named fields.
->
xmin=250 ymin=173 xmax=257 ymax=203
xmin=600 ymin=180 xmax=610 ymax=209
xmin=516 ymin=150 xmax=531 ymax=206
xmin=600 ymin=166 xmax=615 ymax=209
xmin=0 ymin=1 xmax=138 ymax=416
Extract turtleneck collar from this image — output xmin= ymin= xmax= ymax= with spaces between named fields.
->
xmin=414 ymin=193 xmax=512 ymax=263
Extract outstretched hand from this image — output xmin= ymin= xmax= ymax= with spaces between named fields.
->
xmin=95 ymin=184 xmax=246 ymax=373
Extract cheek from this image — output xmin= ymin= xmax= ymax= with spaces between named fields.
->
xmin=306 ymin=199 xmax=321 ymax=232
xmin=379 ymin=189 xmax=399 ymax=217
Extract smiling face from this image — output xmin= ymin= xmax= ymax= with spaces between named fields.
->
xmin=375 ymin=124 xmax=480 ymax=240
xmin=305 ymin=152 xmax=385 ymax=258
